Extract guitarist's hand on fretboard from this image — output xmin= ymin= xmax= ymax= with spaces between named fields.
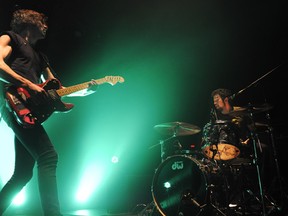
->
xmin=85 ymin=79 xmax=99 ymax=95
xmin=66 ymin=80 xmax=98 ymax=97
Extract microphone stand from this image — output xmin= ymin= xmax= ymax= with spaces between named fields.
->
xmin=227 ymin=65 xmax=282 ymax=215
xmin=230 ymin=64 xmax=281 ymax=100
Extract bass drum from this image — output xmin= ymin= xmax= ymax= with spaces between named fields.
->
xmin=151 ymin=155 xmax=228 ymax=216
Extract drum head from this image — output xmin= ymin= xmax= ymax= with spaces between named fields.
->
xmin=201 ymin=122 xmax=241 ymax=160
xmin=202 ymin=143 xmax=240 ymax=160
xmin=152 ymin=155 xmax=208 ymax=216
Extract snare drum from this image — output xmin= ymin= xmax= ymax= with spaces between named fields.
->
xmin=201 ymin=121 xmax=241 ymax=160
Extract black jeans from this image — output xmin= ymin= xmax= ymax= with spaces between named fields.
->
xmin=0 ymin=107 xmax=62 ymax=216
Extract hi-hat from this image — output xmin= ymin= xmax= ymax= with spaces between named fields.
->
xmin=228 ymin=103 xmax=273 ymax=117
xmin=154 ymin=121 xmax=201 ymax=136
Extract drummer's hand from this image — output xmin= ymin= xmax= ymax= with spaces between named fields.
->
xmin=232 ymin=117 xmax=243 ymax=127
xmin=241 ymin=138 xmax=250 ymax=145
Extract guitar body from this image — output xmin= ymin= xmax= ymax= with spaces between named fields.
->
xmin=6 ymin=78 xmax=74 ymax=128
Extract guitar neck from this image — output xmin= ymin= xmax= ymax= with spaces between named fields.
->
xmin=56 ymin=81 xmax=92 ymax=97
xmin=55 ymin=76 xmax=124 ymax=97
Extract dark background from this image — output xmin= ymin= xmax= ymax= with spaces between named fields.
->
xmin=1 ymin=0 xmax=288 ymax=214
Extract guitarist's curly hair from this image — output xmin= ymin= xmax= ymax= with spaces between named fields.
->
xmin=10 ymin=9 xmax=47 ymax=34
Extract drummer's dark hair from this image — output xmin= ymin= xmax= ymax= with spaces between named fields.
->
xmin=211 ymin=88 xmax=233 ymax=104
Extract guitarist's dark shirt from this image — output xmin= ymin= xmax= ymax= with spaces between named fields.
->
xmin=0 ymin=31 xmax=47 ymax=83
xmin=0 ymin=31 xmax=48 ymax=119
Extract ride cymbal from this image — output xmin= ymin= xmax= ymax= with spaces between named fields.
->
xmin=154 ymin=121 xmax=201 ymax=136
xmin=228 ymin=103 xmax=273 ymax=117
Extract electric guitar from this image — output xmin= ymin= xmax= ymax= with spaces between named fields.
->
xmin=5 ymin=76 xmax=125 ymax=128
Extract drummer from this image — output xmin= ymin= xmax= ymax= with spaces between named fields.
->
xmin=211 ymin=88 xmax=250 ymax=129
xmin=202 ymin=88 xmax=253 ymax=161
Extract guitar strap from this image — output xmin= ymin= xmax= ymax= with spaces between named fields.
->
xmin=39 ymin=52 xmax=61 ymax=81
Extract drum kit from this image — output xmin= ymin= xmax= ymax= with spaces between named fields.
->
xmin=149 ymin=104 xmax=284 ymax=216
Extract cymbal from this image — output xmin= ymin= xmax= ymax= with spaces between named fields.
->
xmin=154 ymin=121 xmax=201 ymax=136
xmin=228 ymin=103 xmax=273 ymax=117
xmin=254 ymin=122 xmax=269 ymax=127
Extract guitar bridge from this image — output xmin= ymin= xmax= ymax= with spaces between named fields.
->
xmin=5 ymin=91 xmax=37 ymax=127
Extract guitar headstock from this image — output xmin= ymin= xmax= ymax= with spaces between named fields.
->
xmin=104 ymin=76 xmax=125 ymax=85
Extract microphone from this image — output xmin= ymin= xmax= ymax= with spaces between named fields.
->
xmin=229 ymin=93 xmax=237 ymax=100
xmin=229 ymin=89 xmax=244 ymax=100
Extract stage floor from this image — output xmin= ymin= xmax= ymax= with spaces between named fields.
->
xmin=2 ymin=208 xmax=141 ymax=216
xmin=3 ymin=209 xmax=106 ymax=216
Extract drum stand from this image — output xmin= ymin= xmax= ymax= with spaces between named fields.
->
xmin=186 ymin=176 xmax=227 ymax=216
xmin=194 ymin=200 xmax=227 ymax=216
xmin=249 ymin=128 xmax=267 ymax=215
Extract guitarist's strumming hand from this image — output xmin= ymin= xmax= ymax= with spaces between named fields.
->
xmin=26 ymin=82 xmax=45 ymax=93
xmin=24 ymin=81 xmax=51 ymax=106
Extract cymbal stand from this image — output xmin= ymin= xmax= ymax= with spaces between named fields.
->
xmin=149 ymin=134 xmax=177 ymax=162
xmin=158 ymin=125 xmax=182 ymax=162
xmin=159 ymin=135 xmax=178 ymax=162
xmin=265 ymin=112 xmax=287 ymax=209
xmin=249 ymin=112 xmax=267 ymax=216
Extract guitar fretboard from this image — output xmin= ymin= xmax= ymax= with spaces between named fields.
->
xmin=55 ymin=76 xmax=124 ymax=97
xmin=56 ymin=81 xmax=92 ymax=97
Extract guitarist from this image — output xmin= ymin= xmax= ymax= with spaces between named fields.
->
xmin=0 ymin=9 xmax=69 ymax=216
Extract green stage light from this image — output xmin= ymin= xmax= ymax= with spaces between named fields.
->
xmin=0 ymin=121 xmax=27 ymax=207
xmin=75 ymin=165 xmax=104 ymax=203
xmin=0 ymin=121 xmax=15 ymax=186
xmin=73 ymin=209 xmax=90 ymax=215
xmin=111 ymin=156 xmax=119 ymax=163
xmin=12 ymin=189 xmax=26 ymax=206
